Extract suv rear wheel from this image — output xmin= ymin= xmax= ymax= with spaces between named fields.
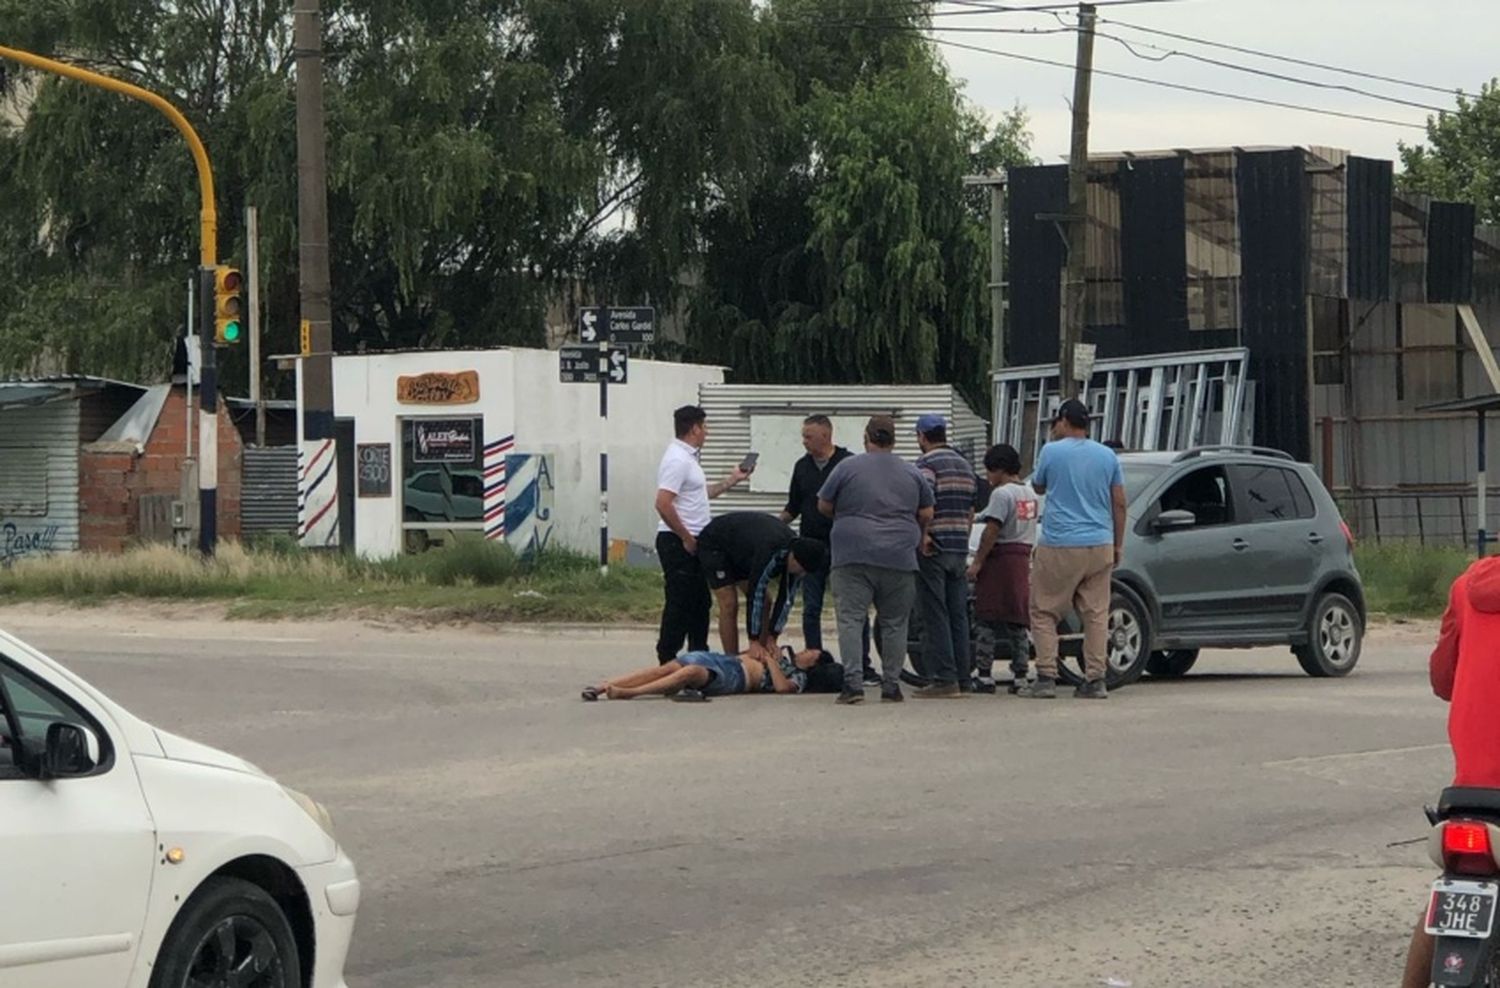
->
xmin=1056 ymin=585 xmax=1152 ymax=690
xmin=1293 ymin=592 xmax=1363 ymax=677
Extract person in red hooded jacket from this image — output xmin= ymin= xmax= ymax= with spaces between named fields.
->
xmin=1400 ymin=557 xmax=1500 ymax=988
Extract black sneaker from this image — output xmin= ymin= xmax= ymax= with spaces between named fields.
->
xmin=913 ymin=682 xmax=961 ymax=699
xmin=880 ymin=683 xmax=904 ymax=703
xmin=1074 ymin=679 xmax=1109 ymax=700
xmin=862 ymin=666 xmax=883 ymax=686
xmin=1006 ymin=680 xmax=1027 ymax=695
xmin=837 ymin=689 xmax=865 ymax=705
xmin=973 ymin=678 xmax=997 ymax=695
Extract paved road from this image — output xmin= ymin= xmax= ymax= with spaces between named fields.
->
xmin=0 ymin=605 xmax=1453 ymax=987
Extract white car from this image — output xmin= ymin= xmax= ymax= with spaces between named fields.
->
xmin=0 ymin=628 xmax=358 ymax=988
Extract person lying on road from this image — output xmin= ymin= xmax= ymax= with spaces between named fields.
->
xmin=581 ymin=647 xmax=844 ymax=701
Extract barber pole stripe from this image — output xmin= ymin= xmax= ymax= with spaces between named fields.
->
xmin=483 ymin=435 xmax=515 ymax=540
xmin=299 ymin=439 xmax=339 ymax=548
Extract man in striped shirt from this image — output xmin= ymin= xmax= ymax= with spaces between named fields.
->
xmin=913 ymin=414 xmax=978 ymax=698
xmin=695 ymin=512 xmax=828 ymax=662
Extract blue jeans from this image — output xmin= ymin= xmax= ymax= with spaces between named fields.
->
xmin=679 ymin=652 xmax=748 ymax=696
xmin=917 ymin=551 xmax=972 ymax=686
xmin=801 ymin=567 xmax=870 ymax=665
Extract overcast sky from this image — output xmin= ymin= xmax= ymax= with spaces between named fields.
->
xmin=937 ymin=0 xmax=1499 ymax=167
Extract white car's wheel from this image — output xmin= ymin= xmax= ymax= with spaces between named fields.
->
xmin=149 ymin=876 xmax=302 ymax=988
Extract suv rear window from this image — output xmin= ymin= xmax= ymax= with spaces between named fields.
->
xmin=1233 ymin=464 xmax=1315 ymax=523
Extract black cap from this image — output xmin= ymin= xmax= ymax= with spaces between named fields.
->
xmin=1054 ymin=398 xmax=1091 ymax=429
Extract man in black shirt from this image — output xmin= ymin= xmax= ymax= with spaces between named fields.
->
xmin=780 ymin=415 xmax=876 ymax=684
xmin=696 ymin=512 xmax=827 ymax=661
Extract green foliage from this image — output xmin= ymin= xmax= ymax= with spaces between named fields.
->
xmin=1356 ymin=544 xmax=1473 ymax=618
xmin=1400 ymin=80 xmax=1500 ymax=224
xmin=0 ymin=1 xmax=1029 ymax=411
xmin=0 ymin=540 xmax=664 ymax=623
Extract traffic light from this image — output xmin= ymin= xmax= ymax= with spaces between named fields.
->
xmin=213 ymin=265 xmax=244 ymax=345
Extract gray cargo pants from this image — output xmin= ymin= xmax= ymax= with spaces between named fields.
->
xmin=831 ymin=563 xmax=917 ymax=694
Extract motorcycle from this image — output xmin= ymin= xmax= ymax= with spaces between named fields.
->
xmin=1423 ymin=787 xmax=1500 ymax=986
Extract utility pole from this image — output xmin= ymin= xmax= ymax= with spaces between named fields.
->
xmin=964 ymin=171 xmax=1009 ymax=421
xmin=247 ymin=206 xmax=265 ymax=447
xmin=294 ymin=0 xmax=339 ymax=545
xmin=1059 ymin=2 xmax=1097 ymax=398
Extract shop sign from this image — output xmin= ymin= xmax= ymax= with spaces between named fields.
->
xmin=412 ymin=419 xmax=478 ymax=463
xmin=397 ymin=370 xmax=480 ymax=405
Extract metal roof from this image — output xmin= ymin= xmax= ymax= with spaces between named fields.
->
xmin=0 ymin=376 xmax=148 ymax=410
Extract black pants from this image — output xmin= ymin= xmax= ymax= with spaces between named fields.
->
xmin=656 ymin=531 xmax=710 ymax=664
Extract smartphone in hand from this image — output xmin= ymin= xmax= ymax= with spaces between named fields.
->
xmin=739 ymin=451 xmax=759 ymax=473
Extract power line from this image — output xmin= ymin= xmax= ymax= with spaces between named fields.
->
xmin=1088 ymin=27 xmax=1450 ymax=114
xmin=1098 ymin=15 xmax=1464 ymax=96
xmin=931 ymin=35 xmax=1429 ymax=130
xmin=791 ymin=0 xmax=1189 ymax=21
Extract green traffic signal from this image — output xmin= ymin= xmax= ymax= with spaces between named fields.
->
xmin=223 ymin=320 xmax=242 ymax=343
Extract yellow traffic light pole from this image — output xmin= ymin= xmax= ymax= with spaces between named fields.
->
xmin=0 ymin=44 xmax=217 ymax=266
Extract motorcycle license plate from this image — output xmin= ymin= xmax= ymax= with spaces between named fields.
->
xmin=1426 ymin=880 xmax=1499 ymax=939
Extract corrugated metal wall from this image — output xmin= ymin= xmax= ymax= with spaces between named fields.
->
xmin=241 ymin=446 xmax=300 ymax=537
xmin=0 ymin=400 xmax=82 ymax=556
xmin=698 ymin=384 xmax=988 ymax=516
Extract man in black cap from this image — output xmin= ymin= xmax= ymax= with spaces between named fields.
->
xmin=696 ymin=512 xmax=827 ymax=661
xmin=1024 ymin=398 xmax=1126 ymax=700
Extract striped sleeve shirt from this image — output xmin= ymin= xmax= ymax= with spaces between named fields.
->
xmin=916 ymin=447 xmax=978 ymax=554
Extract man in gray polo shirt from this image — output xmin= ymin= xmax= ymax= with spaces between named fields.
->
xmin=818 ymin=415 xmax=935 ymax=704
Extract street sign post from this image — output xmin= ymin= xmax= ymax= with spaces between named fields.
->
xmin=562 ymin=323 xmax=638 ymax=575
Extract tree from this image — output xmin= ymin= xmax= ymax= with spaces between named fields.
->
xmin=0 ymin=1 xmax=775 ymax=381
xmin=686 ymin=0 xmax=1033 ymax=411
xmin=0 ymin=0 xmax=1030 ymax=414
xmin=1400 ymin=80 xmax=1500 ymax=224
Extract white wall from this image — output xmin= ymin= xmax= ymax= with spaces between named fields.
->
xmin=510 ymin=350 xmax=723 ymax=554
xmin=329 ymin=348 xmax=722 ymax=558
xmin=332 ymin=351 xmax=516 ymax=558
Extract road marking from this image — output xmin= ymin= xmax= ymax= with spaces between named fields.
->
xmin=1263 ymin=744 xmax=1448 ymax=768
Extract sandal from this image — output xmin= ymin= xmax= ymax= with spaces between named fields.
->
xmin=580 ymin=686 xmax=603 ymax=702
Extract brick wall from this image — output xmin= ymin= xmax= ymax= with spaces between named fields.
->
xmin=79 ymin=387 xmax=244 ymax=553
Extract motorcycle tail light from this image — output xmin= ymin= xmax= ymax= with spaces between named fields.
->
xmin=1443 ymin=821 xmax=1498 ymax=876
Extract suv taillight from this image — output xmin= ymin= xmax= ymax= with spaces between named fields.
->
xmin=1443 ymin=821 xmax=1498 ymax=876
xmin=1340 ymin=520 xmax=1355 ymax=549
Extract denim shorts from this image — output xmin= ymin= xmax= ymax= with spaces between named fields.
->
xmin=679 ymin=651 xmax=748 ymax=695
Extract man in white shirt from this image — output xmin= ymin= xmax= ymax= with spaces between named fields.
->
xmin=655 ymin=404 xmax=750 ymax=664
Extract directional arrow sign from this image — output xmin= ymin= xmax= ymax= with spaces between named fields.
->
xmin=559 ymin=345 xmax=627 ymax=384
xmin=578 ymin=307 xmax=602 ymax=343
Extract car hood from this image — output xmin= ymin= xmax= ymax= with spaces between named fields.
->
xmin=153 ymin=729 xmax=268 ymax=777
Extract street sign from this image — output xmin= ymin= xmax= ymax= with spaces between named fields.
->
xmin=578 ymin=306 xmax=656 ymax=346
xmin=605 ymin=306 xmax=655 ymax=346
xmin=579 ymin=308 xmax=603 ymax=343
xmin=559 ymin=345 xmax=628 ymax=384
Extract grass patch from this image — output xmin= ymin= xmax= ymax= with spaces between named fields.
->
xmin=0 ymin=541 xmax=663 ymax=624
xmin=1356 ymin=544 xmax=1474 ymax=618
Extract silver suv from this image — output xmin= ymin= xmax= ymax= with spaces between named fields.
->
xmin=1054 ymin=445 xmax=1365 ymax=688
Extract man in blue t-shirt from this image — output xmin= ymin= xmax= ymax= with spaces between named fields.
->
xmin=1023 ymin=399 xmax=1126 ymax=700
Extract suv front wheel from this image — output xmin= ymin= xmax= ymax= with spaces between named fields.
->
xmin=1056 ymin=585 xmax=1153 ymax=690
xmin=1293 ymin=592 xmax=1363 ymax=677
